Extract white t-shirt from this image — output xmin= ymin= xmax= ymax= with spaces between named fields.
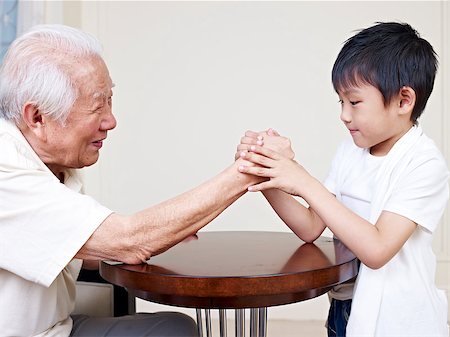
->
xmin=324 ymin=150 xmax=384 ymax=300
xmin=324 ymin=133 xmax=449 ymax=335
xmin=0 ymin=119 xmax=113 ymax=337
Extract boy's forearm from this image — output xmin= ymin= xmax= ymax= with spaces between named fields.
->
xmin=262 ymin=189 xmax=325 ymax=242
xmin=300 ymin=175 xmax=399 ymax=268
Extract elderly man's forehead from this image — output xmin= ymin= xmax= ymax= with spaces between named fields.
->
xmin=92 ymin=82 xmax=115 ymax=100
xmin=66 ymin=53 xmax=113 ymax=101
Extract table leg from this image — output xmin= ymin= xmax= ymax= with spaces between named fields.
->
xmin=235 ymin=309 xmax=245 ymax=337
xmin=219 ymin=309 xmax=227 ymax=337
xmin=196 ymin=307 xmax=267 ymax=337
xmin=258 ymin=308 xmax=267 ymax=337
xmin=205 ymin=309 xmax=212 ymax=337
xmin=250 ymin=308 xmax=268 ymax=337
xmin=250 ymin=309 xmax=259 ymax=337
xmin=196 ymin=309 xmax=204 ymax=337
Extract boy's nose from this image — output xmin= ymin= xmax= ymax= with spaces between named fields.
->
xmin=340 ymin=108 xmax=351 ymax=124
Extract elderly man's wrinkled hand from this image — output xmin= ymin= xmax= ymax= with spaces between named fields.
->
xmin=182 ymin=233 xmax=199 ymax=243
xmin=235 ymin=130 xmax=264 ymax=161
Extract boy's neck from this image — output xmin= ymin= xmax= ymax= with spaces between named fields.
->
xmin=369 ymin=123 xmax=414 ymax=156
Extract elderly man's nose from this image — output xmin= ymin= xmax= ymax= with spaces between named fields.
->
xmin=102 ymin=111 xmax=117 ymax=130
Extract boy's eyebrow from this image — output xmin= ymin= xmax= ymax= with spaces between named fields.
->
xmin=340 ymin=87 xmax=361 ymax=96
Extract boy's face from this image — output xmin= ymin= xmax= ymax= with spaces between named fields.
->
xmin=337 ymin=83 xmax=412 ymax=156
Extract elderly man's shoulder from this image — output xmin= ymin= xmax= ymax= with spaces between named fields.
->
xmin=0 ymin=119 xmax=44 ymax=171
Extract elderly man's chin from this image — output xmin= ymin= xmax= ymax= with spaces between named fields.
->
xmin=79 ymin=152 xmax=101 ymax=168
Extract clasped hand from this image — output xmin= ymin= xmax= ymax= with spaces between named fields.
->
xmin=235 ymin=128 xmax=310 ymax=197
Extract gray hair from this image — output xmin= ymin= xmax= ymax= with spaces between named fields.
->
xmin=0 ymin=24 xmax=103 ymax=124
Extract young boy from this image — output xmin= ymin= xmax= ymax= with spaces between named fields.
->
xmin=237 ymin=22 xmax=449 ymax=336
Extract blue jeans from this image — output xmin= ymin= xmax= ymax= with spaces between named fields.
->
xmin=327 ymin=298 xmax=352 ymax=337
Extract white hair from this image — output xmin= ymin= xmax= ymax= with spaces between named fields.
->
xmin=0 ymin=24 xmax=103 ymax=124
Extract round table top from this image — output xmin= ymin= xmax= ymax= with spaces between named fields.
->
xmin=100 ymin=231 xmax=358 ymax=309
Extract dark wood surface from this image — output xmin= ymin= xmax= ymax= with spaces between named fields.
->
xmin=100 ymin=231 xmax=358 ymax=309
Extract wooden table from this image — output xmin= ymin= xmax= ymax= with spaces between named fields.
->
xmin=100 ymin=231 xmax=358 ymax=337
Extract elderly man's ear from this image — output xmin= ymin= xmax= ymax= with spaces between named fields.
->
xmin=22 ymin=103 xmax=47 ymax=138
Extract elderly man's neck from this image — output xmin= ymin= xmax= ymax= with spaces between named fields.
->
xmin=46 ymin=165 xmax=65 ymax=183
xmin=18 ymin=124 xmax=66 ymax=183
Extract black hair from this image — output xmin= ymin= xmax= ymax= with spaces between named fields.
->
xmin=331 ymin=22 xmax=438 ymax=122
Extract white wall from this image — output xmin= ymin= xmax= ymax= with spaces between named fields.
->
xmin=47 ymin=1 xmax=449 ymax=322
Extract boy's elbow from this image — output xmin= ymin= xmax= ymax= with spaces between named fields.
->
xmin=302 ymin=232 xmax=322 ymax=244
xmin=363 ymin=260 xmax=385 ymax=270
xmin=295 ymin=228 xmax=323 ymax=244
xmin=361 ymin=253 xmax=391 ymax=270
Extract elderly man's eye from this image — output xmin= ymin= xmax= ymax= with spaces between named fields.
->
xmin=93 ymin=105 xmax=104 ymax=113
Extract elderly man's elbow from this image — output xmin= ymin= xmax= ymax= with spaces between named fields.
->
xmin=88 ymin=213 xmax=150 ymax=264
xmin=118 ymin=249 xmax=151 ymax=265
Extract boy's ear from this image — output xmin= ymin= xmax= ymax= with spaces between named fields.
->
xmin=398 ymin=86 xmax=416 ymax=116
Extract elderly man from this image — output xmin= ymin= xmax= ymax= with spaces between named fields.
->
xmin=0 ymin=24 xmax=257 ymax=337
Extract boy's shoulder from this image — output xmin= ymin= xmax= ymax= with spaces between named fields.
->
xmin=409 ymin=132 xmax=448 ymax=170
xmin=336 ymin=132 xmax=446 ymax=160
xmin=417 ymin=132 xmax=443 ymax=152
xmin=334 ymin=133 xmax=448 ymax=175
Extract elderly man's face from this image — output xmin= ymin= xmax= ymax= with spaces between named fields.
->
xmin=43 ymin=55 xmax=116 ymax=176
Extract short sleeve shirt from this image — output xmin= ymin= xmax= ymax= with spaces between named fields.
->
xmin=324 ymin=135 xmax=449 ymax=335
xmin=0 ymin=119 xmax=113 ymax=336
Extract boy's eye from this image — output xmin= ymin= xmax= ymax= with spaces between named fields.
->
xmin=337 ymin=99 xmax=360 ymax=106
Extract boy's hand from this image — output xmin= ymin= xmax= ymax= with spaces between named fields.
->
xmin=235 ymin=128 xmax=295 ymax=160
xmin=238 ymin=145 xmax=309 ymax=197
xmin=261 ymin=129 xmax=295 ymax=160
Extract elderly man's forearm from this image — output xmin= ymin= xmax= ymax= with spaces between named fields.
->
xmin=77 ymin=161 xmax=256 ymax=263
